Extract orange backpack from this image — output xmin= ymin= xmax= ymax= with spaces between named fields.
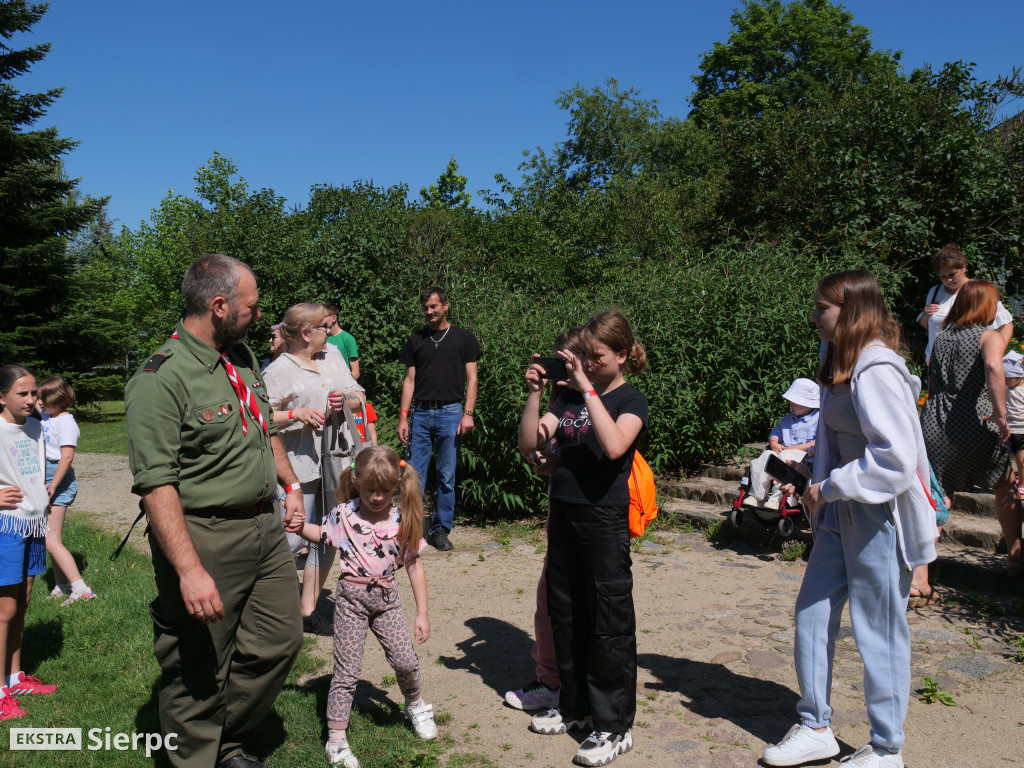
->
xmin=628 ymin=451 xmax=658 ymax=538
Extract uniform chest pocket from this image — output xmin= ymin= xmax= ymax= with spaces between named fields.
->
xmin=192 ymin=400 xmax=236 ymax=426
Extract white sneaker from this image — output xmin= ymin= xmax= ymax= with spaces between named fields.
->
xmin=574 ymin=730 xmax=633 ymax=766
xmin=403 ymin=700 xmax=438 ymax=740
xmin=529 ymin=708 xmax=592 ymax=735
xmin=325 ymin=739 xmax=359 ymax=767
xmin=61 ymin=587 xmax=96 ymax=607
xmin=505 ymin=679 xmax=560 ymax=711
xmin=764 ymin=489 xmax=783 ymax=510
xmin=840 ymin=744 xmax=904 ymax=767
xmin=742 ymin=494 xmax=762 ymax=507
xmin=47 ymin=585 xmax=69 ymax=600
xmin=763 ymin=724 xmax=840 ymax=766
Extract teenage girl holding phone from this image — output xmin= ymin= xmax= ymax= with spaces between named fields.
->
xmin=518 ymin=310 xmax=648 ymax=767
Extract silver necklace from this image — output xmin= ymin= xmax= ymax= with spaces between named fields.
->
xmin=429 ymin=325 xmax=451 ymax=348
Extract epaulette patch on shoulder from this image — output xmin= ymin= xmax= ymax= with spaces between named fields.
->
xmin=143 ymin=351 xmax=172 ymax=372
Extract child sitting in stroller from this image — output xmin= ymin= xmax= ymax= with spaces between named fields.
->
xmin=742 ymin=377 xmax=820 ymax=510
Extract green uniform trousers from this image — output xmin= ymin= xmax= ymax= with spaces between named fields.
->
xmin=149 ymin=507 xmax=303 ymax=768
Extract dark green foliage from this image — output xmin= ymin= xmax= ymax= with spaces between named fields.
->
xmin=0 ymin=0 xmax=106 ymax=379
xmin=420 ymin=156 xmax=472 ymax=210
xmin=40 ymin=1 xmax=1024 ymax=517
xmin=690 ymin=0 xmax=901 ymax=120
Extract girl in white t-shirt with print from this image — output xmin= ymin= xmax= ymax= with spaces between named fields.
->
xmin=38 ymin=377 xmax=94 ymax=606
xmin=0 ymin=365 xmax=58 ymax=720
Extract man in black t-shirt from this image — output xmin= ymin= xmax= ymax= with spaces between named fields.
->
xmin=397 ymin=287 xmax=480 ymax=550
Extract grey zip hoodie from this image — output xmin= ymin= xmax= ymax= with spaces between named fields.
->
xmin=813 ymin=344 xmax=939 ymax=570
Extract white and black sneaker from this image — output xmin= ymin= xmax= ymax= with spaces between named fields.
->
xmin=529 ymin=708 xmax=592 ymax=735
xmin=574 ymin=730 xmax=633 ymax=766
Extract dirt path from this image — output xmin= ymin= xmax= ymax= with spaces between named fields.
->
xmin=74 ymin=454 xmax=1024 ymax=767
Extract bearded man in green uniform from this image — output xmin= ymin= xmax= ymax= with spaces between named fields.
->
xmin=126 ymin=254 xmax=305 ymax=768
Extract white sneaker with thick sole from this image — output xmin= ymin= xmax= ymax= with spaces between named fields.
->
xmin=763 ymin=724 xmax=840 ymax=766
xmin=574 ymin=730 xmax=633 ymax=766
xmin=763 ymin=489 xmax=783 ymax=510
xmin=325 ymin=739 xmax=359 ymax=767
xmin=529 ymin=708 xmax=592 ymax=735
xmin=505 ymin=679 xmax=560 ymax=711
xmin=840 ymin=744 xmax=904 ymax=767
xmin=742 ymin=495 xmax=762 ymax=507
xmin=404 ymin=700 xmax=438 ymax=740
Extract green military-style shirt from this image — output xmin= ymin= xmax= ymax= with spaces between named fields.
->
xmin=125 ymin=322 xmax=279 ymax=511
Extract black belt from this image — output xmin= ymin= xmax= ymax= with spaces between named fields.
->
xmin=415 ymin=400 xmax=459 ymax=410
xmin=187 ymin=500 xmax=271 ymax=519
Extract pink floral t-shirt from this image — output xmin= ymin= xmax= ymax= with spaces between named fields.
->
xmin=321 ymin=499 xmax=426 ymax=579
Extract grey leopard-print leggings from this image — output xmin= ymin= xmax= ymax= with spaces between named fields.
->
xmin=327 ymin=578 xmax=422 ymax=729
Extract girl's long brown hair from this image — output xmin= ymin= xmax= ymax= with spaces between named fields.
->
xmin=335 ymin=445 xmax=424 ymax=557
xmin=817 ymin=270 xmax=902 ymax=386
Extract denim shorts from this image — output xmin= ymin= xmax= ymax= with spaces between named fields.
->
xmin=0 ymin=531 xmax=47 ymax=587
xmin=45 ymin=460 xmax=77 ymax=507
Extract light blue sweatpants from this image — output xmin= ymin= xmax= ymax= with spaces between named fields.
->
xmin=793 ymin=498 xmax=912 ymax=752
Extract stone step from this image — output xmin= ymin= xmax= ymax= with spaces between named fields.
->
xmin=695 ymin=466 xmax=999 ymax=519
xmin=950 ymin=490 xmax=997 ymax=518
xmin=659 ymin=494 xmax=1003 ymax=554
xmin=699 ymin=463 xmax=744 ymax=482
xmin=670 ymin=476 xmax=740 ymax=507
xmin=941 ymin=511 xmax=1002 ymax=552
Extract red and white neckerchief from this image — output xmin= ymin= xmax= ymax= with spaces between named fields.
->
xmin=171 ymin=329 xmax=268 ymax=437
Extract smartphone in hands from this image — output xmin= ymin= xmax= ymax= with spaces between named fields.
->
xmin=534 ymin=356 xmax=568 ymax=381
xmin=765 ymin=453 xmax=809 ymax=495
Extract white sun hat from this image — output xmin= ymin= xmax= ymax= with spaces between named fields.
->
xmin=783 ymin=377 xmax=820 ymax=409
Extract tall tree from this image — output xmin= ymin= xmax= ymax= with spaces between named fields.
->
xmin=690 ymin=0 xmax=901 ymax=120
xmin=420 ymin=156 xmax=472 ymax=210
xmin=0 ymin=0 xmax=105 ymax=369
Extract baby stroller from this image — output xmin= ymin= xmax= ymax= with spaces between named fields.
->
xmin=730 ymin=458 xmax=809 ymax=539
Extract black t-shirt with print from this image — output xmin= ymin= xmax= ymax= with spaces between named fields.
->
xmin=400 ymin=325 xmax=481 ymax=403
xmin=547 ymin=383 xmax=648 ymax=506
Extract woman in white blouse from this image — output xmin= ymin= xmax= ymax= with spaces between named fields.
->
xmin=917 ymin=244 xmax=1013 ymax=365
xmin=263 ymin=303 xmax=364 ymax=632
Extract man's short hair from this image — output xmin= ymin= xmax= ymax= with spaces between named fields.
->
xmin=420 ymin=286 xmax=448 ymax=305
xmin=322 ymin=301 xmax=340 ymax=317
xmin=181 ymin=254 xmax=249 ymax=317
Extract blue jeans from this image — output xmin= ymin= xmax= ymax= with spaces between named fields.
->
xmin=408 ymin=403 xmax=462 ymax=534
xmin=794 ymin=497 xmax=912 ymax=752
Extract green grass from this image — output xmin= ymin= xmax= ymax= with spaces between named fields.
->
xmin=1 ymin=521 xmax=450 ymax=767
xmin=75 ymin=401 xmax=128 ymax=455
xmin=487 ymin=518 xmax=544 ymax=547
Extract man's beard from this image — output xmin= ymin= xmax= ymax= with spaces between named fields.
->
xmin=212 ymin=305 xmax=249 ymax=349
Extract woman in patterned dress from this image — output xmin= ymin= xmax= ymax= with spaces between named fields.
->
xmin=920 ymin=280 xmax=1017 ymax=574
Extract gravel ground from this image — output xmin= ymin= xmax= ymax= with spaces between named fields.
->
xmin=73 ymin=453 xmax=1024 ymax=767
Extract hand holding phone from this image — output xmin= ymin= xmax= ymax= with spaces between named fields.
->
xmin=533 ymin=356 xmax=568 ymax=381
xmin=765 ymin=453 xmax=809 ymax=495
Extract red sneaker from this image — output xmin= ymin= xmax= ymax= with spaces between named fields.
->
xmin=9 ymin=673 xmax=57 ymax=695
xmin=0 ymin=692 xmax=27 ymax=720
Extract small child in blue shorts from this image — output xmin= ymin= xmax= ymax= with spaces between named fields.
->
xmin=0 ymin=365 xmax=58 ymax=721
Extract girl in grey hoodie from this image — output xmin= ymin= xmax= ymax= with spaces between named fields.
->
xmin=763 ymin=271 xmax=938 ymax=768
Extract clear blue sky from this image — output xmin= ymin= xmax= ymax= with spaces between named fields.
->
xmin=13 ymin=0 xmax=1024 ymax=230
